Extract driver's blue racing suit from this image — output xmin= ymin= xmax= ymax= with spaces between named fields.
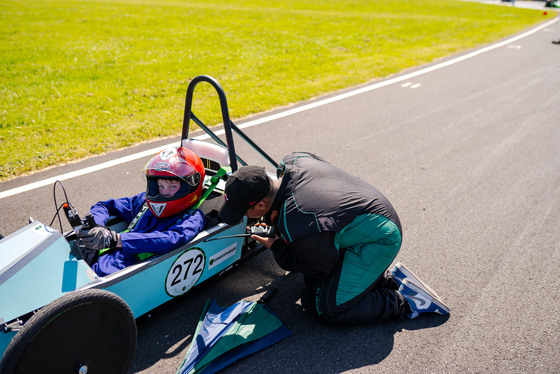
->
xmin=88 ymin=192 xmax=206 ymax=276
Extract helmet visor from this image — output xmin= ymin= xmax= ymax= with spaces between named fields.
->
xmin=144 ymin=161 xmax=201 ymax=202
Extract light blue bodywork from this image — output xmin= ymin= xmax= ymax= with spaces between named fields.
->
xmin=0 ymin=216 xmax=248 ymax=357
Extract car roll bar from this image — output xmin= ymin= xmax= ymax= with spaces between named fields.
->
xmin=181 ymin=75 xmax=278 ymax=172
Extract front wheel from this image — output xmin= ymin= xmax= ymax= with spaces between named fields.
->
xmin=0 ymin=289 xmax=137 ymax=374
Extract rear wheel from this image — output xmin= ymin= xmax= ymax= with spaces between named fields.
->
xmin=0 ymin=289 xmax=136 ymax=374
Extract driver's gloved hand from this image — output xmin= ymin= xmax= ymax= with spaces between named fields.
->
xmin=77 ymin=226 xmax=119 ymax=251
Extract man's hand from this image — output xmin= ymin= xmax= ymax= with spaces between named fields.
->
xmin=251 ymin=234 xmax=278 ymax=249
xmin=77 ymin=227 xmax=119 ymax=251
xmin=248 ymin=223 xmax=278 ymax=249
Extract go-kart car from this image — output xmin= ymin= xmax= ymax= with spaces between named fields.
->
xmin=0 ymin=75 xmax=278 ymax=374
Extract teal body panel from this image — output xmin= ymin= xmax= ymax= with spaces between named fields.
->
xmin=0 ymin=219 xmax=248 ymax=356
xmin=0 ymin=331 xmax=15 ymax=359
xmin=103 ymin=226 xmax=245 ymax=318
xmin=0 ymin=222 xmax=95 ymax=323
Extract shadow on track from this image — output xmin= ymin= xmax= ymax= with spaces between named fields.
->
xmin=132 ymin=251 xmax=449 ymax=373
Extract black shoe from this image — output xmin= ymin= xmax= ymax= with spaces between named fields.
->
xmin=553 ymin=40 xmax=560 ymax=44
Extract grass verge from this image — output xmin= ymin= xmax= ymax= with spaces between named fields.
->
xmin=0 ymin=0 xmax=554 ymax=180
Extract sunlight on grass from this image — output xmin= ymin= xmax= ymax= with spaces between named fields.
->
xmin=0 ymin=0 xmax=553 ymax=180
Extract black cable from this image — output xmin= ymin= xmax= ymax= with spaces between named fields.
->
xmin=50 ymin=180 xmax=71 ymax=232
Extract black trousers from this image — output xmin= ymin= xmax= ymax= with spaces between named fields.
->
xmin=305 ymin=269 xmax=410 ymax=326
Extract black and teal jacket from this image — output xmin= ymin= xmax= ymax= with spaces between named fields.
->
xmin=269 ymin=152 xmax=402 ymax=280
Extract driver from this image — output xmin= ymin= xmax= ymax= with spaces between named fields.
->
xmin=77 ymin=146 xmax=207 ymax=276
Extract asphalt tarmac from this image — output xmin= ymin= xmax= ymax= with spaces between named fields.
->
xmin=1 ymin=12 xmax=559 ymax=374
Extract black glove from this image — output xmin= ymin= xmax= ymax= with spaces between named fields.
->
xmin=77 ymin=226 xmax=119 ymax=251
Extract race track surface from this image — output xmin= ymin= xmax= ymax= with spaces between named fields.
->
xmin=1 ymin=14 xmax=559 ymax=374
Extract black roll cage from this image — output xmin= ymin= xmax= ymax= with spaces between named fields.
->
xmin=181 ymin=75 xmax=278 ymax=172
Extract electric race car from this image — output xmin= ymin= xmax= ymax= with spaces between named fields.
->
xmin=0 ymin=76 xmax=278 ymax=374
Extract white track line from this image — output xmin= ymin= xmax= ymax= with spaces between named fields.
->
xmin=1 ymin=18 xmax=557 ymax=200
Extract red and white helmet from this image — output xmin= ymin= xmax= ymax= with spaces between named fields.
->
xmin=143 ymin=147 xmax=205 ymax=218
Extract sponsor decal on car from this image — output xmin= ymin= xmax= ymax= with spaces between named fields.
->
xmin=208 ymin=243 xmax=238 ymax=269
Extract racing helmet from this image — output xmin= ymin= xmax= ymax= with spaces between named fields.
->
xmin=143 ymin=147 xmax=205 ymax=218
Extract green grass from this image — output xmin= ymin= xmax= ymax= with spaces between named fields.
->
xmin=0 ymin=0 xmax=553 ymax=180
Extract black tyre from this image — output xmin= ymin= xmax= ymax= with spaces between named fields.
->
xmin=0 ymin=289 xmax=137 ymax=374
